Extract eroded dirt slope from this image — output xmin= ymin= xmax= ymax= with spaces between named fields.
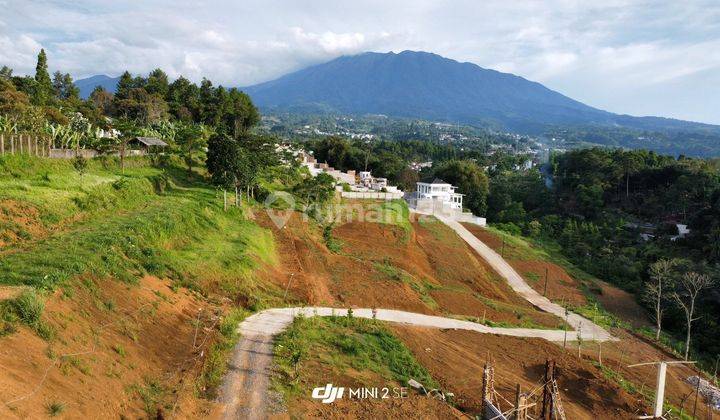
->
xmin=257 ymin=211 xmax=563 ymax=329
xmin=393 ymin=326 xmax=641 ymax=419
xmin=0 ymin=276 xmax=223 ymax=419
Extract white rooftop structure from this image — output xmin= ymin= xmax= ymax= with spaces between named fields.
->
xmin=416 ymin=178 xmax=463 ymax=210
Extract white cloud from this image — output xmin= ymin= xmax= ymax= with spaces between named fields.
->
xmin=0 ymin=0 xmax=719 ymax=122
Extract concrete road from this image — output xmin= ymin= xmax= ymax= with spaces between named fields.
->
xmin=218 ymin=212 xmax=616 ymax=419
xmin=430 ymin=213 xmax=615 ymax=342
xmin=219 ymin=305 xmax=614 ymax=419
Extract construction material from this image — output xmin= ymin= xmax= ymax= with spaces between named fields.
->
xmin=687 ymin=376 xmax=720 ymax=410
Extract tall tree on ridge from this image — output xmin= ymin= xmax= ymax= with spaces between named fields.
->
xmin=115 ymin=71 xmax=134 ymax=100
xmin=34 ymin=49 xmax=53 ymax=105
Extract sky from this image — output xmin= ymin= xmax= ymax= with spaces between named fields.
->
xmin=1 ymin=0 xmax=719 ymax=124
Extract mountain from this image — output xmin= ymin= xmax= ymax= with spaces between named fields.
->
xmin=244 ymin=50 xmax=718 ymax=134
xmin=75 ymin=75 xmax=120 ymax=99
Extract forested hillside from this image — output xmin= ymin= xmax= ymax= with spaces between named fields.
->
xmin=481 ymin=148 xmax=720 ymax=360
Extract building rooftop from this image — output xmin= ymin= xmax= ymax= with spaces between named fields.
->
xmin=132 ymin=137 xmax=168 ymax=147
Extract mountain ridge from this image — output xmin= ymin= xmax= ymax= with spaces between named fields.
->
xmin=74 ymin=50 xmax=719 ymax=134
xmin=241 ymin=50 xmax=718 ymax=133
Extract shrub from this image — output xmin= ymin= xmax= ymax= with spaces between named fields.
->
xmin=45 ymin=401 xmax=65 ymax=417
xmin=12 ymin=290 xmax=44 ymax=325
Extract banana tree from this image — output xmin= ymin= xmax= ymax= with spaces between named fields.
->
xmin=0 ymin=115 xmax=18 ymax=134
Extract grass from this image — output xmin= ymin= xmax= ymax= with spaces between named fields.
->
xmin=485 ymin=225 xmax=596 ymax=283
xmin=45 ymin=400 xmax=65 ymax=417
xmin=0 ymin=289 xmax=55 ymax=339
xmin=273 ymin=315 xmax=437 ymax=398
xmin=198 ymin=308 xmax=249 ymax=397
xmin=0 ymin=154 xmax=159 ymax=226
xmin=0 ymin=155 xmax=279 ymax=294
xmin=594 ymin=362 xmax=695 ymax=420
xmin=371 ymin=260 xmax=440 ymax=309
xmin=127 ymin=378 xmax=168 ymax=416
xmin=323 ymin=224 xmax=344 ymax=253
xmin=338 ymin=199 xmax=412 ymax=242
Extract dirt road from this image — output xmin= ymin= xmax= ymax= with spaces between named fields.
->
xmin=218 ymin=306 xmax=615 ymax=419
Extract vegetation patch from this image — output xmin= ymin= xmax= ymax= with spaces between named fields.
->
xmin=273 ymin=315 xmax=437 ymax=398
xmin=198 ymin=308 xmax=249 ymax=397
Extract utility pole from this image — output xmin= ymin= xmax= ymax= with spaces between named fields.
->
xmin=563 ymin=308 xmax=569 ymax=349
xmin=628 ymin=360 xmax=696 ymax=419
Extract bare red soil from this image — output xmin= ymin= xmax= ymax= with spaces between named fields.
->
xmin=0 ymin=276 xmax=223 ymax=419
xmin=257 ymin=212 xmax=564 ymax=329
xmin=393 ymin=326 xmax=643 ymax=419
xmin=0 ymin=200 xmax=47 ymax=249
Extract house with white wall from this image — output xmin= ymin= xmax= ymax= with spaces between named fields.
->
xmin=407 ymin=179 xmax=485 ymax=226
xmin=415 ymin=179 xmax=463 ymax=210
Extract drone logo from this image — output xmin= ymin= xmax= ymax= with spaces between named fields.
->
xmin=311 ymin=384 xmax=345 ymax=404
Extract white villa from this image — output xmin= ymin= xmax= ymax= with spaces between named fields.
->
xmin=407 ymin=178 xmax=485 ymax=226
xmin=416 ymin=179 xmax=463 ymax=210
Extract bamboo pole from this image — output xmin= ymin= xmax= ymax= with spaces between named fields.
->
xmin=11 ymin=135 xmax=14 ymax=154
xmin=18 ymin=134 xmax=23 ymax=154
xmin=0 ymin=133 xmax=4 ymax=155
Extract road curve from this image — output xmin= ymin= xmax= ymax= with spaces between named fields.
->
xmin=218 ymin=306 xmax=613 ymax=419
xmin=219 ymin=212 xmax=616 ymax=419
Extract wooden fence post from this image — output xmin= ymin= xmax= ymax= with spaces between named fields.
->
xmin=541 ymin=360 xmax=556 ymax=420
xmin=19 ymin=134 xmax=23 ymax=154
xmin=28 ymin=135 xmax=32 ymax=156
xmin=1 ymin=133 xmax=4 ymax=155
xmin=11 ymin=135 xmax=15 ymax=154
xmin=514 ymin=383 xmax=528 ymax=420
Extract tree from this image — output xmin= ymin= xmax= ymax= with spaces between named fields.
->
xmin=115 ymin=71 xmax=134 ymax=100
xmin=397 ymin=167 xmax=419 ymax=192
xmin=0 ymin=66 xmax=13 ymax=80
xmin=145 ymin=69 xmax=169 ymax=97
xmin=167 ymin=76 xmax=199 ymax=121
xmin=176 ymin=123 xmax=211 ymax=174
xmin=644 ymin=259 xmax=678 ymax=341
xmin=223 ymin=88 xmax=259 ymax=137
xmin=113 ymin=88 xmax=169 ymax=123
xmin=672 ymin=272 xmax=714 ymax=360
xmin=34 ymin=49 xmax=53 ymax=105
xmin=206 ymin=133 xmax=248 ymax=210
xmin=0 ymin=78 xmax=31 ymax=118
xmin=614 ymin=151 xmax=643 ymax=199
xmin=52 ymin=71 xmax=80 ymax=101
xmin=113 ymin=119 xmax=140 ymax=172
xmin=72 ymin=155 xmax=88 ymax=184
xmin=433 ymin=160 xmax=490 ymax=215
xmin=89 ymin=86 xmax=114 ymax=114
